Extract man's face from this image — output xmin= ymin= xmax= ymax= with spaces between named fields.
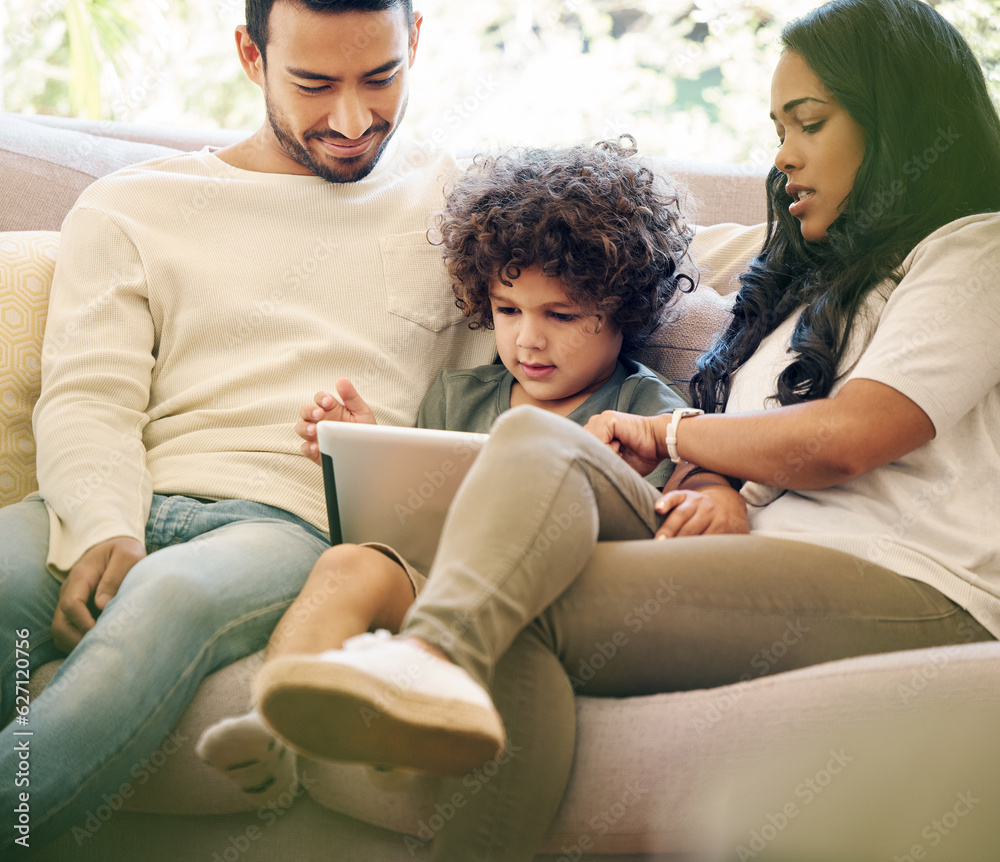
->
xmin=253 ymin=4 xmax=420 ymax=183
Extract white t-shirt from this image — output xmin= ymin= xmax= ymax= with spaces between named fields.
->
xmin=727 ymin=213 xmax=1000 ymax=636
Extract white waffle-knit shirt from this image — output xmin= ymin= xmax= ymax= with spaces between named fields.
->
xmin=34 ymin=136 xmax=496 ymax=574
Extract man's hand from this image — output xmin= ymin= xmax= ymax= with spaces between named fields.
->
xmin=52 ymin=536 xmax=146 ymax=653
xmin=583 ymin=410 xmax=670 ymax=476
xmin=296 ymin=378 xmax=377 ymax=464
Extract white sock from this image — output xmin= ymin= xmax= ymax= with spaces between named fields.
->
xmin=196 ymin=710 xmax=295 ymax=795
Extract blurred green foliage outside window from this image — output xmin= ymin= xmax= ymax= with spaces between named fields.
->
xmin=1 ymin=0 xmax=998 ymax=163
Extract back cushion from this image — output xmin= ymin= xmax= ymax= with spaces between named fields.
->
xmin=0 ymin=115 xmax=178 ymax=231
xmin=632 ymin=222 xmax=765 ymax=394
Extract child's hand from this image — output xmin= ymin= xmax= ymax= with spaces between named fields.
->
xmin=583 ymin=410 xmax=668 ymax=477
xmin=296 ymin=378 xmax=376 ymax=464
xmin=653 ymin=485 xmax=749 ymax=538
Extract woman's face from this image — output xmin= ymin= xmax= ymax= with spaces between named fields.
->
xmin=770 ymin=50 xmax=866 ymax=241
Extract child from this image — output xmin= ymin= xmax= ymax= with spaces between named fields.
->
xmin=196 ymin=136 xmax=747 ymax=790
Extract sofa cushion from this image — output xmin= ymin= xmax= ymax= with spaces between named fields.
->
xmin=632 ymin=222 xmax=766 ymax=392
xmin=0 ymin=114 xmax=180 ymax=232
xmin=31 ymin=636 xmax=1000 ymax=856
xmin=259 ymin=638 xmax=1000 ymax=856
xmin=0 ymin=231 xmax=58 ymax=506
xmin=656 ymin=158 xmax=769 ymax=227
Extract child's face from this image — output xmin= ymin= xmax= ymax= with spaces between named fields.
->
xmin=489 ymin=267 xmax=623 ymax=407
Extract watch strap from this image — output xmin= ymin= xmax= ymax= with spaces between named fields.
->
xmin=665 ymin=408 xmax=704 ymax=463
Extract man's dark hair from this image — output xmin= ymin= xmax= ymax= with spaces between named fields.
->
xmin=245 ymin=0 xmax=415 ymax=64
xmin=434 ymin=136 xmax=695 ymax=354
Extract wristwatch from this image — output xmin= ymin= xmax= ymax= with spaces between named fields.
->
xmin=665 ymin=407 xmax=704 ymax=463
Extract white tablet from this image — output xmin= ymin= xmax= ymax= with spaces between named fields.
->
xmin=316 ymin=422 xmax=488 ymax=574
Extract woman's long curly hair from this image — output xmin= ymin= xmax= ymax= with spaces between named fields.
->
xmin=433 ymin=136 xmax=695 ymax=353
xmin=691 ymin=0 xmax=1000 ymax=413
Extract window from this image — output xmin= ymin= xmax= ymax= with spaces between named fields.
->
xmin=2 ymin=0 xmax=997 ymax=164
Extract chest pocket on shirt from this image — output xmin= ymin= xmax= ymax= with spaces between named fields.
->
xmin=381 ymin=231 xmax=466 ymax=332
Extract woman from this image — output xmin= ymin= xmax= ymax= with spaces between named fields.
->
xmin=251 ymin=0 xmax=1000 ymax=858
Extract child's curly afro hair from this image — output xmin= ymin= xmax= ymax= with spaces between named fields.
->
xmin=434 ymin=136 xmax=695 ymax=352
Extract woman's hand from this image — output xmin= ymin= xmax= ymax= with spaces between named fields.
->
xmin=296 ymin=378 xmax=377 ymax=464
xmin=583 ymin=410 xmax=670 ymax=476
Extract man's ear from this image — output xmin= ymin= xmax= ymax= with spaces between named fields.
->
xmin=235 ymin=25 xmax=265 ymax=86
xmin=407 ymin=12 xmax=423 ymax=68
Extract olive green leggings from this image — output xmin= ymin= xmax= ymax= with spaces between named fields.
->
xmin=406 ymin=406 xmax=992 ymax=862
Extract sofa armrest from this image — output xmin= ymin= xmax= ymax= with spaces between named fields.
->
xmin=17 ymin=114 xmax=244 ymax=153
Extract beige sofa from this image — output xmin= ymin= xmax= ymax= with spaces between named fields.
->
xmin=3 ymin=113 xmax=999 ymax=861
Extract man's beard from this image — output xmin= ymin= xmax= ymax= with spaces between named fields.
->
xmin=265 ymin=94 xmax=406 ymax=184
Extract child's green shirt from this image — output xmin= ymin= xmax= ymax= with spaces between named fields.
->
xmin=416 ymin=358 xmax=686 ymax=489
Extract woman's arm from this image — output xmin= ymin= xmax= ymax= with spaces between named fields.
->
xmin=587 ymin=377 xmax=935 ymax=490
xmin=589 ymin=214 xmax=999 ymax=491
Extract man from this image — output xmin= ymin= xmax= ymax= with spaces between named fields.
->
xmin=0 ymin=0 xmax=494 ymax=850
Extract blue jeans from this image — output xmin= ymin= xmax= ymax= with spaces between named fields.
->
xmin=0 ymin=494 xmax=328 ymax=851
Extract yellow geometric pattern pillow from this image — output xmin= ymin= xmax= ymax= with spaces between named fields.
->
xmin=0 ymin=231 xmax=59 ymax=507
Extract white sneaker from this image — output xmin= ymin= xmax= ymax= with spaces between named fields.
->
xmin=253 ymin=631 xmax=506 ymax=778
